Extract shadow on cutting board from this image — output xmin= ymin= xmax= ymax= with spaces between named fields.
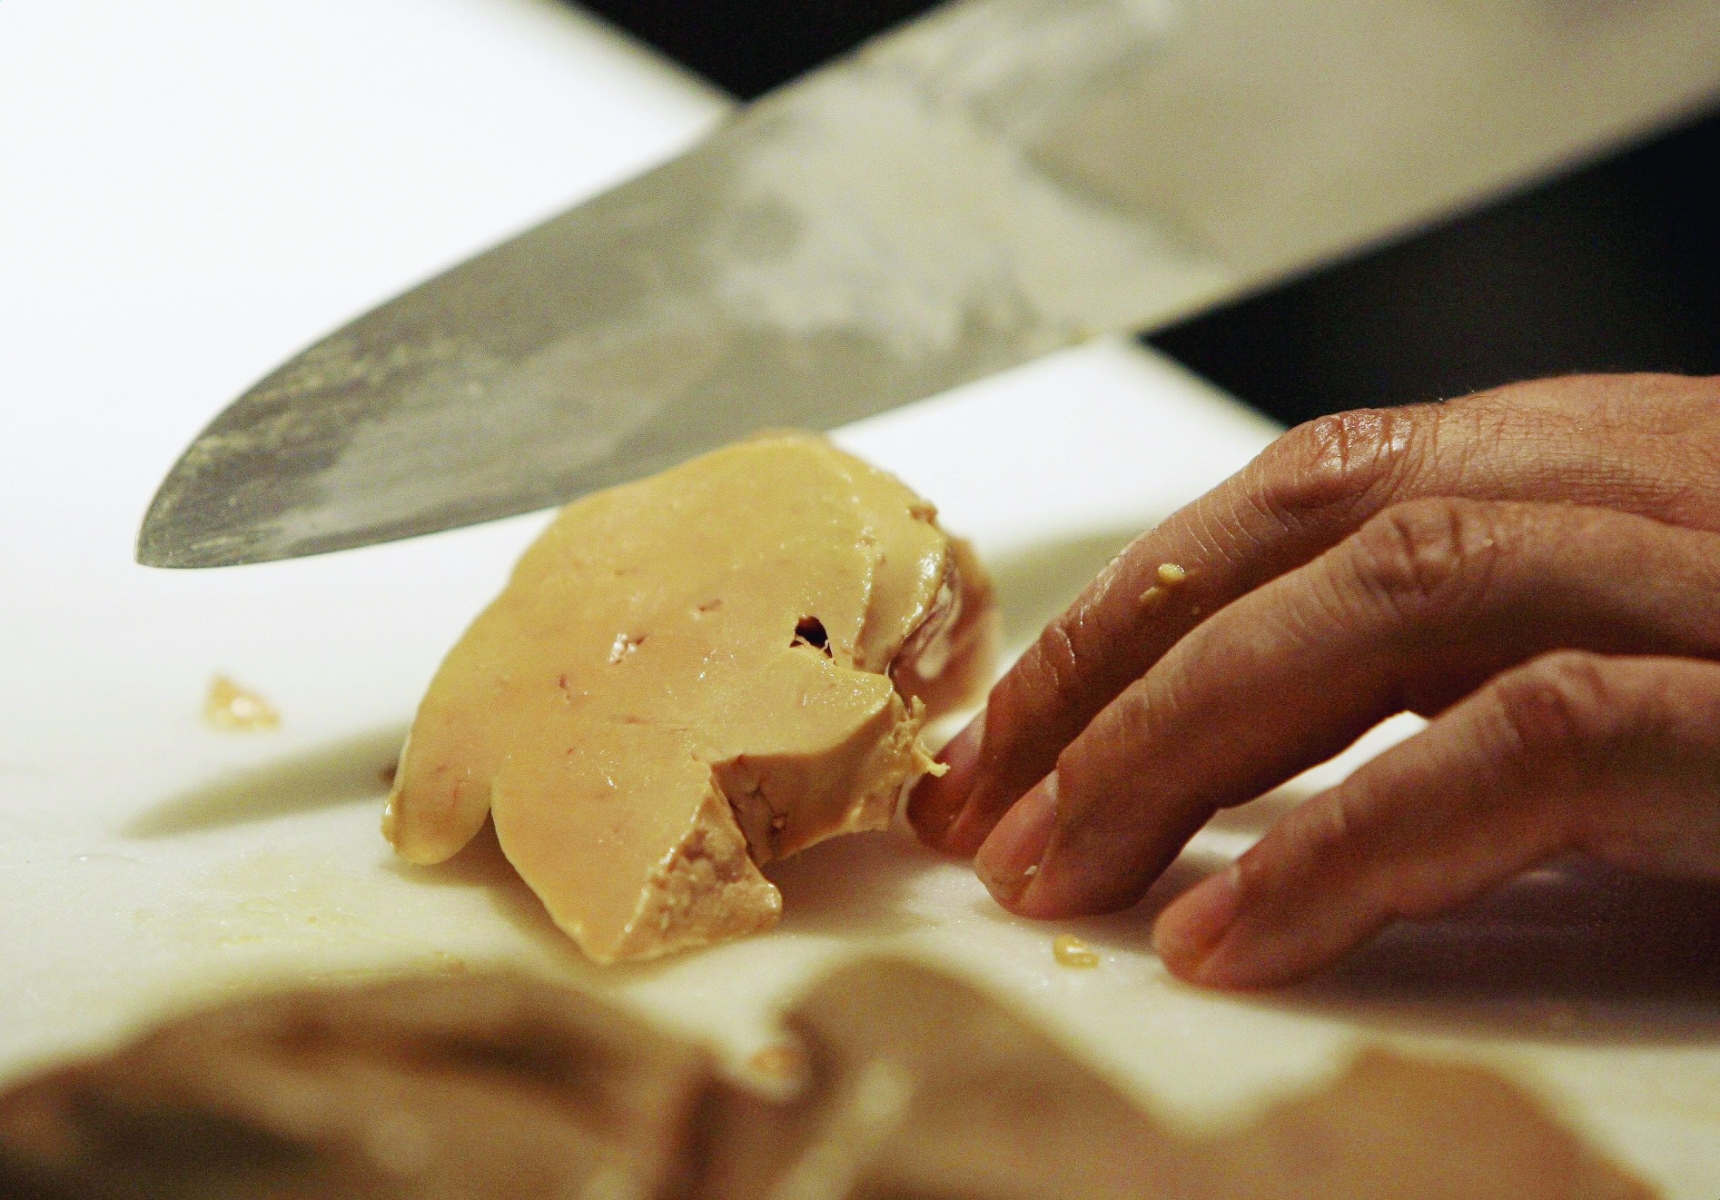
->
xmin=1094 ymin=785 xmax=1720 ymax=1045
xmin=123 ymin=725 xmax=408 ymax=839
xmin=1272 ymin=862 xmax=1720 ymax=1045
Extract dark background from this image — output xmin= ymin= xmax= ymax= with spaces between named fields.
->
xmin=575 ymin=0 xmax=1719 ymax=428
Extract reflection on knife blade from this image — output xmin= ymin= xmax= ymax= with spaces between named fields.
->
xmin=138 ymin=0 xmax=1720 ymax=568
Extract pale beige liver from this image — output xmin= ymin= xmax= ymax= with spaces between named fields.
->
xmin=0 ymin=964 xmax=1652 ymax=1200
xmin=383 ymin=434 xmax=994 ymax=964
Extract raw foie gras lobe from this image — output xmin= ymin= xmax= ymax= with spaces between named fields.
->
xmin=0 ymin=965 xmax=1655 ymax=1200
xmin=0 ymin=973 xmax=716 ymax=1200
xmin=382 ymin=433 xmax=992 ymax=964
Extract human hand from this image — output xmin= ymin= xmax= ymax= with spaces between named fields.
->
xmin=909 ymin=374 xmax=1720 ymax=988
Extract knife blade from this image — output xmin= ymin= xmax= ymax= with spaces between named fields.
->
xmin=138 ymin=0 xmax=1720 ymax=568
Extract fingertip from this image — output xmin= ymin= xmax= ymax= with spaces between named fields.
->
xmin=1155 ymin=865 xmax=1363 ymax=991
xmin=1178 ymin=923 xmax=1326 ymax=991
xmin=974 ymin=773 xmax=1058 ymax=911
xmin=907 ymin=715 xmax=984 ymax=850
xmin=1153 ymin=864 xmax=1309 ymax=990
xmin=1152 ymin=864 xmax=1243 ymax=981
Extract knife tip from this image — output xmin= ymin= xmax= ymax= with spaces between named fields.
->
xmin=135 ymin=487 xmax=249 ymax=569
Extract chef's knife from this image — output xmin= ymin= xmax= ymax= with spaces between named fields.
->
xmin=138 ymin=0 xmax=1720 ymax=568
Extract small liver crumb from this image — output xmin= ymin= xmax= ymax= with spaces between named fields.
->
xmin=1053 ymin=934 xmax=1100 ymax=968
xmin=203 ymin=676 xmax=280 ymax=732
xmin=1139 ymin=585 xmax=1166 ymax=610
xmin=1156 ymin=562 xmax=1188 ymax=586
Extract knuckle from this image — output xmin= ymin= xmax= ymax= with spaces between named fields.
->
xmin=1489 ymin=650 xmax=1624 ymax=766
xmin=992 ymin=617 xmax=1084 ymax=731
xmin=1483 ymin=654 xmax=1720 ymax=864
xmin=1344 ymin=498 xmax=1505 ymax=622
xmin=1231 ymin=789 xmax=1368 ymax=907
xmin=1052 ymin=668 xmax=1174 ymax=800
xmin=1290 ymin=791 xmax=1360 ymax=863
xmin=1255 ymin=408 xmax=1417 ymax=527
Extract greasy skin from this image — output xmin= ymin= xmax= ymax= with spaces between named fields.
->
xmin=909 ymin=373 xmax=1720 ymax=988
xmin=386 ymin=434 xmax=993 ymax=964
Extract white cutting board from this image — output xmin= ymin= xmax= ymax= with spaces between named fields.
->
xmin=1 ymin=1 xmax=1715 ymax=1193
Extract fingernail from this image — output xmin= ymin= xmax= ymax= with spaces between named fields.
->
xmin=1153 ymin=864 xmax=1242 ymax=978
xmin=975 ymin=772 xmax=1058 ymax=907
xmin=908 ymin=714 xmax=984 ymax=845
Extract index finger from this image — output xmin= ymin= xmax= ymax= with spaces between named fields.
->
xmin=909 ymin=373 xmax=1720 ymax=854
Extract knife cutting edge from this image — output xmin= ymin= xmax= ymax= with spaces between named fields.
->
xmin=137 ymin=0 xmax=1720 ymax=568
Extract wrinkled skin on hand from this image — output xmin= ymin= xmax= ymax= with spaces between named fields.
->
xmin=910 ymin=373 xmax=1720 ymax=989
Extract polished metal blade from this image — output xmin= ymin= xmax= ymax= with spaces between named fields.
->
xmin=139 ymin=0 xmax=1720 ymax=567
